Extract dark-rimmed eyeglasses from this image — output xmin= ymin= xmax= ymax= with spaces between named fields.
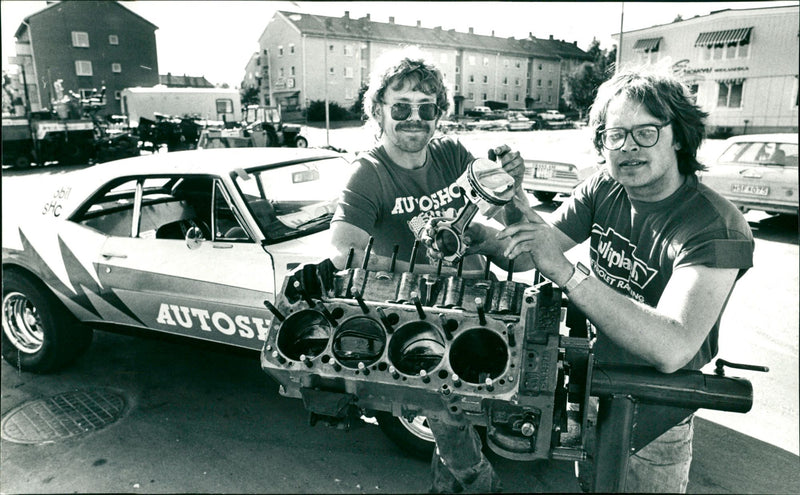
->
xmin=597 ymin=122 xmax=670 ymax=151
xmin=388 ymin=102 xmax=441 ymax=121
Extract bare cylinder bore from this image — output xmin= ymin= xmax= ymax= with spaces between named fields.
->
xmin=276 ymin=309 xmax=333 ymax=360
xmin=448 ymin=327 xmax=509 ymax=384
xmin=332 ymin=316 xmax=387 ymax=368
xmin=387 ymin=320 xmax=446 ymax=375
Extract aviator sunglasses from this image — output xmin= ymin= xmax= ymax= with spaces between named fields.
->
xmin=388 ymin=102 xmax=441 ymax=121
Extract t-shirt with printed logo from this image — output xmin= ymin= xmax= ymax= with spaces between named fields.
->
xmin=552 ymin=170 xmax=754 ymax=370
xmin=333 ymin=136 xmax=486 ymax=275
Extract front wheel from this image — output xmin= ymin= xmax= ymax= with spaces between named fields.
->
xmin=375 ymin=411 xmax=435 ymax=460
xmin=294 ymin=136 xmax=308 ymax=148
xmin=2 ymin=270 xmax=93 ymax=373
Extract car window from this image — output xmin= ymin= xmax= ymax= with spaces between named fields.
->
xmin=73 ymin=176 xmax=217 ymax=240
xmin=718 ymin=142 xmax=798 ymax=168
xmin=213 ymin=181 xmax=250 ymax=241
xmin=235 ymin=156 xmax=354 ymax=242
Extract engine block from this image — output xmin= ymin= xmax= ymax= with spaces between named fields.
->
xmin=261 ymin=262 xmax=582 ymax=461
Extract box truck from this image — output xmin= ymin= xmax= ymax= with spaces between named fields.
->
xmin=120 ymin=87 xmax=242 ymax=127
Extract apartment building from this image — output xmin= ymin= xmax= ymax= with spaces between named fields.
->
xmin=12 ymin=0 xmax=159 ymax=116
xmin=250 ymin=11 xmax=592 ymax=115
xmin=614 ymin=4 xmax=798 ymax=134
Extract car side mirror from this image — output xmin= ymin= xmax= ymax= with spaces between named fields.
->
xmin=185 ymin=226 xmax=204 ymax=250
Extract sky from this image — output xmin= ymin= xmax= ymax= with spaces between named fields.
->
xmin=2 ymin=1 xmax=797 ymax=88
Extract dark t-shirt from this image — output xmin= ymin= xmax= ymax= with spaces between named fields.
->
xmin=333 ymin=136 xmax=486 ymax=274
xmin=552 ymin=170 xmax=754 ymax=370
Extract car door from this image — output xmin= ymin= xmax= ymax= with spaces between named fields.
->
xmin=81 ymin=175 xmax=277 ymax=351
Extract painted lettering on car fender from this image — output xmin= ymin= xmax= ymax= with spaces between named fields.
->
xmin=156 ymin=303 xmax=271 ymax=340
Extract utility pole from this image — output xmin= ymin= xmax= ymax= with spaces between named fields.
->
xmin=616 ymin=2 xmax=625 ymax=72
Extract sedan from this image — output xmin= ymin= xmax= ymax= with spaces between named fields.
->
xmin=521 ymin=144 xmax=605 ymax=202
xmin=699 ymin=133 xmax=798 ymax=216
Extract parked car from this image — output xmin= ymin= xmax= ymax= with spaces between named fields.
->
xmin=1 ymin=147 xmax=427 ymax=457
xmin=464 ymin=105 xmax=491 ymax=117
xmin=520 ymin=143 xmax=605 ymax=202
xmin=539 ymin=110 xmax=566 ymax=121
xmin=196 ymin=128 xmax=256 ymax=149
xmin=505 ymin=111 xmax=535 ymax=131
xmin=698 ymin=133 xmax=798 ymax=216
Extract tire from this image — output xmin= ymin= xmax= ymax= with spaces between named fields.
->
xmin=533 ymin=191 xmax=557 ymax=203
xmin=14 ymin=154 xmax=32 ymax=168
xmin=294 ymin=136 xmax=308 ymax=148
xmin=1 ymin=269 xmax=93 ymax=373
xmin=375 ymin=411 xmax=435 ymax=460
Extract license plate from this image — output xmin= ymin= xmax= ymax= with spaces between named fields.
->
xmin=731 ymin=183 xmax=769 ymax=196
xmin=534 ymin=164 xmax=555 ymax=179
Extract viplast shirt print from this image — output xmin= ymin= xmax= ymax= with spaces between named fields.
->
xmin=590 ymin=224 xmax=659 ymax=303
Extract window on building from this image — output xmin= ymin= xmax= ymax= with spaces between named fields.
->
xmin=111 ymin=63 xmax=121 ymax=73
xmin=547 ymin=95 xmax=552 ymax=103
xmin=469 ymin=92 xmax=474 ymax=100
xmin=483 ymin=57 xmax=489 ymax=66
xmin=291 ymin=66 xmax=296 ymax=76
xmin=279 ymin=67 xmax=285 ymax=77
xmin=483 ymin=75 xmax=488 ymax=83
xmin=469 ymin=75 xmax=474 ymax=83
xmin=344 ymin=45 xmax=353 ymax=56
xmin=503 ymin=77 xmax=508 ymax=85
xmin=345 ymin=67 xmax=354 ymax=78
xmin=503 ymin=59 xmax=509 ymax=68
xmin=538 ymin=63 xmax=542 ymax=70
xmin=329 ymin=67 xmax=335 ymax=75
xmin=72 ymin=31 xmax=89 ymax=47
xmin=717 ymin=80 xmax=744 ymax=108
xmin=515 ymin=61 xmax=521 ymax=68
xmin=455 ymin=66 xmax=460 ymax=73
xmin=75 ymin=60 xmax=93 ymax=76
xmin=548 ymin=80 xmax=553 ymax=88
xmin=108 ymin=34 xmax=119 ymax=45
xmin=329 ymin=44 xmax=334 ymax=52
xmin=455 ymin=84 xmax=460 ymax=92
xmin=537 ymin=79 xmax=542 ymax=87
xmin=114 ymin=90 xmax=121 ymax=100
xmin=502 ymin=94 xmax=508 ymax=101
xmin=290 ymin=44 xmax=295 ymax=54
xmin=515 ymin=78 xmax=520 ymax=86
xmin=633 ymin=38 xmax=661 ymax=65
xmin=278 ymin=46 xmax=284 ymax=57
xmin=695 ymin=28 xmax=752 ymax=61
xmin=482 ymin=92 xmax=487 ymax=101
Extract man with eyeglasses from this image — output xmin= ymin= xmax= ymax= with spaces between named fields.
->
xmin=329 ymin=46 xmax=526 ymax=493
xmin=437 ymin=67 xmax=754 ymax=492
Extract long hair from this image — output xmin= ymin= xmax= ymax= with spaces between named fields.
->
xmin=363 ymin=46 xmax=450 ymax=136
xmin=589 ymin=66 xmax=709 ymax=174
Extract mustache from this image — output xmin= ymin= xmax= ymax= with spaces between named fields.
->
xmin=396 ymin=122 xmax=430 ymax=131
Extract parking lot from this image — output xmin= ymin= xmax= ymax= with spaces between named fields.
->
xmin=1 ymin=126 xmax=798 ymax=493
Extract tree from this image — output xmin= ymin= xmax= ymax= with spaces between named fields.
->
xmin=350 ymin=83 xmax=369 ymax=119
xmin=563 ymin=62 xmax=605 ymax=119
xmin=240 ymin=86 xmax=259 ymax=107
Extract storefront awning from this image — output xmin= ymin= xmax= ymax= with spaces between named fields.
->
xmin=633 ymin=38 xmax=662 ymax=52
xmin=694 ymin=27 xmax=752 ymax=47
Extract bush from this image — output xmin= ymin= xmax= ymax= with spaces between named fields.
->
xmin=306 ymin=100 xmax=354 ymax=122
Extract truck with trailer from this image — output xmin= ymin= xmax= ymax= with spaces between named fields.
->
xmin=120 ymin=87 xmax=242 ymax=128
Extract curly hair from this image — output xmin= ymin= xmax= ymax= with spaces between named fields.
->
xmin=589 ymin=66 xmax=710 ymax=174
xmin=363 ymin=46 xmax=450 ymax=134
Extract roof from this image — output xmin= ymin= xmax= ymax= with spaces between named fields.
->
xmin=15 ymin=0 xmax=158 ymax=39
xmin=122 ymin=87 xmax=238 ymax=95
xmin=276 ymin=11 xmax=591 ymax=61
xmin=159 ymin=74 xmax=215 ymax=88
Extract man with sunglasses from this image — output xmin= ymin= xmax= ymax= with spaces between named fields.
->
xmin=435 ymin=67 xmax=755 ymax=492
xmin=330 ymin=46 xmax=526 ymax=493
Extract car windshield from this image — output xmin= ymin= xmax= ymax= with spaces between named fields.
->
xmin=718 ymin=141 xmax=798 ymax=167
xmin=235 ymin=156 xmax=354 ymax=242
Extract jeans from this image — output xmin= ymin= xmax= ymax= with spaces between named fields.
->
xmin=623 ymin=415 xmax=694 ymax=493
xmin=427 ymin=417 xmax=502 ymax=493
xmin=577 ymin=408 xmax=695 ymax=493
